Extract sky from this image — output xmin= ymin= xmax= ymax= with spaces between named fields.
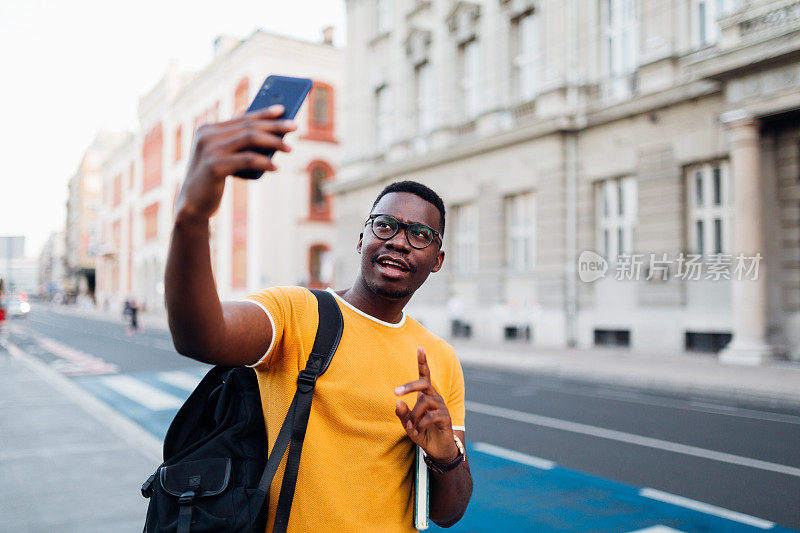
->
xmin=0 ymin=0 xmax=346 ymax=258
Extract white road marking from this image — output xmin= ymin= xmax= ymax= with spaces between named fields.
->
xmin=627 ymin=526 xmax=685 ymax=533
xmin=36 ymin=336 xmax=119 ymax=375
xmin=475 ymin=374 xmax=800 ymax=425
xmin=100 ymin=375 xmax=184 ymax=410
xmin=640 ymin=488 xmax=775 ymax=529
xmin=466 ymin=401 xmax=800 ymax=477
xmin=472 ymin=442 xmax=555 ymax=470
xmin=157 ymin=371 xmax=202 ymax=391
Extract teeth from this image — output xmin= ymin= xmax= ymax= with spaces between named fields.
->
xmin=380 ymin=259 xmax=404 ymax=269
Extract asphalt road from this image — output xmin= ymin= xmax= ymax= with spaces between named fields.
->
xmin=8 ymin=307 xmax=800 ymax=530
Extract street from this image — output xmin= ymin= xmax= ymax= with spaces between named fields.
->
xmin=5 ymin=307 xmax=800 ymax=532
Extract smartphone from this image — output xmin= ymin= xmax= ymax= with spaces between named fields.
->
xmin=234 ymin=75 xmax=313 ymax=179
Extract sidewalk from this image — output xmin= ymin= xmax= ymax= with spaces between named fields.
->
xmin=0 ymin=341 xmax=161 ymax=532
xmin=48 ymin=302 xmax=800 ymax=407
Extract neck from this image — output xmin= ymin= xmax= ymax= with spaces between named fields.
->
xmin=338 ymin=277 xmax=410 ymax=324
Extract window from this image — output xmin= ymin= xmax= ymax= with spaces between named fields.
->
xmin=453 ymin=204 xmax=478 ymax=273
xmin=597 ymin=177 xmax=637 ymax=260
xmin=514 ymin=12 xmax=541 ymax=103
xmin=112 ymin=174 xmax=122 ymax=207
xmin=685 ymin=331 xmax=732 ymax=353
xmin=234 ymin=77 xmax=249 ymax=115
xmin=505 ymin=192 xmax=537 ymax=272
xmin=693 ymin=0 xmax=736 ymax=47
xmin=415 ymin=62 xmax=435 ymax=136
xmin=307 ymin=161 xmax=333 ymax=221
xmin=594 ymin=329 xmax=631 ymax=347
xmin=174 ymin=125 xmax=182 ymax=163
xmin=461 ymin=39 xmax=482 ymax=120
xmin=231 ymin=179 xmax=248 ymax=289
xmin=377 ymin=0 xmax=393 ymax=34
xmin=687 ymin=162 xmax=730 ymax=256
xmin=603 ymin=0 xmax=638 ymax=99
xmin=143 ymin=203 xmax=159 ymax=241
xmin=142 ymin=123 xmax=163 ymax=193
xmin=376 ymin=85 xmax=393 ymax=151
xmin=306 ymin=82 xmax=336 ymax=142
xmin=309 ymin=244 xmax=333 ymax=288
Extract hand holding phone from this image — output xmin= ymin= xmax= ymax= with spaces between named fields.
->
xmin=234 ymin=75 xmax=313 ymax=179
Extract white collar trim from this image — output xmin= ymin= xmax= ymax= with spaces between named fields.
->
xmin=326 ymin=287 xmax=406 ymax=328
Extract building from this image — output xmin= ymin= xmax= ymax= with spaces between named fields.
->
xmin=38 ymin=231 xmax=67 ymax=300
xmin=336 ymin=0 xmax=800 ymax=363
xmin=0 ymin=236 xmax=39 ymax=296
xmin=65 ymin=131 xmax=129 ymax=302
xmin=95 ymin=29 xmax=343 ymax=315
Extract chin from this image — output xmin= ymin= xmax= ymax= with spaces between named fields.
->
xmin=367 ymin=278 xmax=413 ymax=300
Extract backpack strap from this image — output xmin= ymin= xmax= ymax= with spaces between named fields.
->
xmin=250 ymin=289 xmax=343 ymax=533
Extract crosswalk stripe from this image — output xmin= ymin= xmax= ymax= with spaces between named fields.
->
xmin=100 ymin=375 xmax=184 ymax=410
xmin=157 ymin=371 xmax=202 ymax=391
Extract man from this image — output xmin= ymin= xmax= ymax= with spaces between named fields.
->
xmin=165 ymin=104 xmax=472 ymax=531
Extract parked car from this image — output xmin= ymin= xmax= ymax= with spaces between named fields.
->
xmin=7 ymin=294 xmax=30 ymax=317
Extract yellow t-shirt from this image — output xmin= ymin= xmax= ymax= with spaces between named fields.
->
xmin=244 ymin=286 xmax=466 ymax=533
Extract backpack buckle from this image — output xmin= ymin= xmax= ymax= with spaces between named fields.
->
xmin=178 ymin=490 xmax=196 ymax=505
xmin=297 ymin=369 xmax=317 ymax=392
xmin=141 ymin=473 xmax=156 ymax=498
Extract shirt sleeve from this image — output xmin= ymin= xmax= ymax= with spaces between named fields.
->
xmin=242 ymin=286 xmax=297 ymax=369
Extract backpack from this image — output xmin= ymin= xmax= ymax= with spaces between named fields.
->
xmin=142 ymin=289 xmax=344 ymax=533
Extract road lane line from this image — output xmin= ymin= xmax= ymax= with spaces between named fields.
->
xmin=466 ymin=401 xmax=800 ymax=477
xmin=627 ymin=527 xmax=684 ymax=533
xmin=472 ymin=442 xmax=556 ymax=470
xmin=640 ymin=488 xmax=775 ymax=529
xmin=100 ymin=375 xmax=184 ymax=410
xmin=157 ymin=371 xmax=202 ymax=391
xmin=469 ymin=373 xmax=800 ymax=425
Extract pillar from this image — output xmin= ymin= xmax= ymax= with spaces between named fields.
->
xmin=719 ymin=111 xmax=771 ymax=365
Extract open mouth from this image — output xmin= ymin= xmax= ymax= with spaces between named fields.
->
xmin=374 ymin=256 xmax=412 ymax=278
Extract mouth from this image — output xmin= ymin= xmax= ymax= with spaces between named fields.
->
xmin=373 ymin=255 xmax=413 ymax=279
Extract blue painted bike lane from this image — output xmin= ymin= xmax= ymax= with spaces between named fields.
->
xmin=430 ymin=442 xmax=797 ymax=533
xmin=72 ymin=369 xmax=796 ymax=532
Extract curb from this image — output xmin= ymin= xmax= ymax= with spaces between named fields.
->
xmin=6 ymin=341 xmax=163 ymax=464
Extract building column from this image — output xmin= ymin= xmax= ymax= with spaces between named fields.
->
xmin=719 ymin=111 xmax=770 ymax=365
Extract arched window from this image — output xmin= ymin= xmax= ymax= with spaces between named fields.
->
xmin=308 ymin=244 xmax=332 ymax=289
xmin=307 ymin=160 xmax=334 ymax=221
xmin=234 ymin=78 xmax=249 ymax=116
xmin=304 ymin=81 xmax=336 ymax=143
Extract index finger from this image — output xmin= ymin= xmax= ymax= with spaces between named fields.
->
xmin=417 ymin=347 xmax=431 ymax=381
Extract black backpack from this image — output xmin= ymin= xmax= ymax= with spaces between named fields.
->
xmin=142 ymin=289 xmax=343 ymax=533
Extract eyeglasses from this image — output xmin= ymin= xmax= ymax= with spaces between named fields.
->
xmin=365 ymin=214 xmax=441 ymax=250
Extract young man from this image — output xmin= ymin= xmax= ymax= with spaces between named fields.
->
xmin=165 ymin=105 xmax=472 ymax=531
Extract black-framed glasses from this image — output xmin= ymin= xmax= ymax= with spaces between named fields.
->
xmin=365 ymin=214 xmax=441 ymax=249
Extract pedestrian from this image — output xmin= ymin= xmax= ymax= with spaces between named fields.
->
xmin=165 ymin=105 xmax=472 ymax=531
xmin=127 ymin=299 xmax=139 ymax=336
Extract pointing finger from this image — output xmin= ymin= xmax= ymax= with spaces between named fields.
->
xmin=417 ymin=347 xmax=431 ymax=381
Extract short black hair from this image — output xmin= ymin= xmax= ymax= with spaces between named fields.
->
xmin=371 ymin=180 xmax=446 ymax=235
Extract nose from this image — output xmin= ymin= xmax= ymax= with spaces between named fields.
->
xmin=384 ymin=226 xmax=412 ymax=252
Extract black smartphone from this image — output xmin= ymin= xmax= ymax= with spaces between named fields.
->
xmin=234 ymin=74 xmax=313 ymax=179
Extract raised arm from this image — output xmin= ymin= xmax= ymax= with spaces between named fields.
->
xmin=165 ymin=105 xmax=296 ymax=366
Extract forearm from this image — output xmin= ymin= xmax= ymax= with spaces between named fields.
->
xmin=165 ymin=210 xmax=225 ymax=361
xmin=428 ymin=460 xmax=473 ymax=527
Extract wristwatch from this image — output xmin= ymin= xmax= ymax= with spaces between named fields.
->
xmin=423 ymin=435 xmax=466 ymax=474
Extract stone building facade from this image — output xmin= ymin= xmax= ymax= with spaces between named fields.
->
xmin=95 ymin=30 xmax=343 ymax=315
xmin=336 ymin=0 xmax=800 ymax=362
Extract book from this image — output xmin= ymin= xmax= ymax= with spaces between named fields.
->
xmin=414 ymin=445 xmax=429 ymax=530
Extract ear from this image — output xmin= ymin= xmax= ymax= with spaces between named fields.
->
xmin=357 ymin=232 xmax=363 ymax=254
xmin=431 ymin=249 xmax=445 ymax=273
